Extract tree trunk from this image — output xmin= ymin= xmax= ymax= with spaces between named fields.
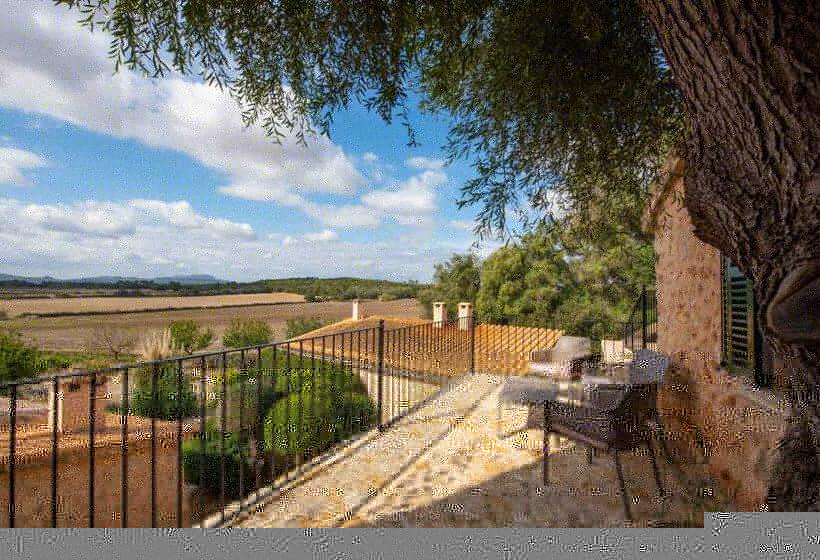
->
xmin=638 ymin=1 xmax=820 ymax=510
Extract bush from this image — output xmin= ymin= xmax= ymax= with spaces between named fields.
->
xmin=182 ymin=422 xmax=254 ymax=499
xmin=114 ymin=364 xmax=199 ymax=420
xmin=263 ymin=369 xmax=377 ymax=459
xmin=285 ymin=317 xmax=328 ymax=339
xmin=168 ymin=320 xmax=214 ymax=354
xmin=222 ymin=319 xmax=272 ymax=348
xmin=0 ymin=330 xmax=39 ymax=388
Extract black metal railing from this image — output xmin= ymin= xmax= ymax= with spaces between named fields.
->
xmin=622 ymin=287 xmax=658 ymax=353
xmin=0 ymin=319 xmax=464 ymax=529
xmin=0 ymin=305 xmax=654 ymax=528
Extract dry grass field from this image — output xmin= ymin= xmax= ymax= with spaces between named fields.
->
xmin=2 ymin=298 xmax=424 ymax=352
xmin=0 ymin=292 xmax=305 ymax=317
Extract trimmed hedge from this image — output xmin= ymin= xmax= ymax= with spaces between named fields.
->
xmin=182 ymin=423 xmax=253 ymax=500
xmin=263 ymin=368 xmax=377 ymax=458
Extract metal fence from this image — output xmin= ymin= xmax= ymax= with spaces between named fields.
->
xmin=622 ymin=287 xmax=658 ymax=353
xmin=0 ymin=300 xmax=656 ymax=528
xmin=0 ymin=320 xmax=458 ymax=529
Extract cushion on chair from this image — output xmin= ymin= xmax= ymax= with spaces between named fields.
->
xmin=627 ymin=350 xmax=669 ymax=385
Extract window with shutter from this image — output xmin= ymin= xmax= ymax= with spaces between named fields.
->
xmin=720 ymin=254 xmax=768 ymax=386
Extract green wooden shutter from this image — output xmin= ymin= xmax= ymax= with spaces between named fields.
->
xmin=721 ymin=255 xmax=757 ymax=375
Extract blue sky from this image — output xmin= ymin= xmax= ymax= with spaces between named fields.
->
xmin=0 ymin=2 xmax=501 ymax=282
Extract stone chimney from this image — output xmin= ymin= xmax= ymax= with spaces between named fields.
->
xmin=458 ymin=302 xmax=474 ymax=331
xmin=352 ymin=299 xmax=362 ymax=320
xmin=48 ymin=374 xmax=111 ymax=433
xmin=433 ymin=302 xmax=447 ymax=327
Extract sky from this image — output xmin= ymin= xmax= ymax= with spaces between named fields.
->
xmin=0 ymin=1 xmax=503 ymax=283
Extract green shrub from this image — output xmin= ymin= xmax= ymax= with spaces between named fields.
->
xmin=182 ymin=422 xmax=254 ymax=499
xmin=0 ymin=330 xmax=39 ymax=389
xmin=169 ymin=320 xmax=214 ymax=354
xmin=264 ymin=370 xmax=377 ymax=459
xmin=285 ymin=317 xmax=328 ymax=339
xmin=222 ymin=319 xmax=272 ymax=348
xmin=112 ymin=364 xmax=199 ymax=420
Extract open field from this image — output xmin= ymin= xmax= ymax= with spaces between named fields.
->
xmin=2 ymin=298 xmax=424 ymax=352
xmin=0 ymin=292 xmax=305 ymax=318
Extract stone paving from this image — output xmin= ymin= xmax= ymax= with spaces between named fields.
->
xmin=228 ymin=374 xmax=707 ymax=528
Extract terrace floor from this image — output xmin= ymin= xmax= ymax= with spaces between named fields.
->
xmin=223 ymin=373 xmax=708 ymax=528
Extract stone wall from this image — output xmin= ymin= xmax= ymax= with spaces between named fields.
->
xmin=646 ymin=157 xmax=787 ymax=511
xmin=0 ymin=426 xmax=202 ymax=527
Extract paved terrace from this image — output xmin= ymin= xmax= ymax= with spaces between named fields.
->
xmin=221 ymin=374 xmax=708 ymax=528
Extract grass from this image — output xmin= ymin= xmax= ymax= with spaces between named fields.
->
xmin=35 ymin=350 xmax=132 ymax=371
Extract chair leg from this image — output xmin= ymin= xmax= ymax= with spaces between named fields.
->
xmin=543 ymin=403 xmax=550 ymax=485
xmin=614 ymin=451 xmax=633 ymax=521
xmin=646 ymin=437 xmax=665 ymax=498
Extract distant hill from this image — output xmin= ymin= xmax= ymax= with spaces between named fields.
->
xmin=0 ymin=273 xmax=224 ymax=285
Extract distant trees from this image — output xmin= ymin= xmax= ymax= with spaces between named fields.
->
xmin=477 ymin=231 xmax=575 ymax=323
xmin=420 ymin=221 xmax=655 ymax=335
xmin=87 ymin=326 xmax=134 ymax=361
xmin=265 ymin=277 xmax=422 ymax=302
xmin=417 ymin=254 xmax=481 ymax=319
xmin=168 ymin=319 xmax=214 ymax=355
xmin=0 ymin=329 xmax=39 ymax=389
xmin=222 ymin=319 xmax=273 ymax=348
xmin=285 ymin=318 xmax=329 ymax=339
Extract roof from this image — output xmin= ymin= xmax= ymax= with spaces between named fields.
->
xmin=642 ymin=154 xmax=685 ymax=234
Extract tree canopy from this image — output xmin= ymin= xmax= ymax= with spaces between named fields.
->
xmin=55 ymin=0 xmax=682 ymax=239
xmin=417 ymin=253 xmax=481 ymax=319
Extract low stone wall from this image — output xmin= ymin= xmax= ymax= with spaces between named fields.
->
xmin=0 ymin=423 xmax=200 ymax=527
xmin=645 ymin=157 xmax=787 ymax=510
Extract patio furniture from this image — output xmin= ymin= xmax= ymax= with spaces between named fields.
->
xmin=497 ymin=349 xmax=669 ymax=522
xmin=528 ymin=335 xmax=593 ymax=380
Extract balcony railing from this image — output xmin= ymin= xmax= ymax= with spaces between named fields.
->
xmin=0 ymin=307 xmax=653 ymax=528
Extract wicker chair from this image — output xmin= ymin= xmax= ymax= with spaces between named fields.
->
xmin=543 ymin=349 xmax=669 ymax=521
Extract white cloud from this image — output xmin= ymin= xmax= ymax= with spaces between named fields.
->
xmin=0 ymin=147 xmax=48 ymax=186
xmin=0 ymin=2 xmax=363 ymax=208
xmin=361 ymin=168 xmax=445 ymax=227
xmin=405 ymin=156 xmax=445 ymax=171
xmin=302 ymin=229 xmax=338 ymax=242
xmin=0 ymin=197 xmax=461 ymax=281
xmin=0 ymin=197 xmax=255 ymax=242
xmin=0 ymin=4 xmax=457 ymax=232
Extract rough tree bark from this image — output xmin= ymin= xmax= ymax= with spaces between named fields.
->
xmin=638 ymin=1 xmax=820 ymax=510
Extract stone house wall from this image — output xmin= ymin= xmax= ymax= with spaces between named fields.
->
xmin=645 ymin=156 xmax=787 ymax=511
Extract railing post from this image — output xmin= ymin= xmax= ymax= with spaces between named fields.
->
xmin=641 ymin=285 xmax=648 ymax=350
xmin=377 ymin=320 xmax=385 ymax=432
xmin=470 ymin=312 xmax=476 ymax=374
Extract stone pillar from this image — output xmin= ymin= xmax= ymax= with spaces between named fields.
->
xmin=433 ymin=302 xmax=447 ymax=327
xmin=458 ymin=302 xmax=474 ymax=331
xmin=49 ymin=374 xmax=111 ymax=433
xmin=352 ymin=299 xmax=362 ymax=320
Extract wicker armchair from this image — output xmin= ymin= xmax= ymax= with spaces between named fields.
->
xmin=542 ymin=350 xmax=668 ymax=521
